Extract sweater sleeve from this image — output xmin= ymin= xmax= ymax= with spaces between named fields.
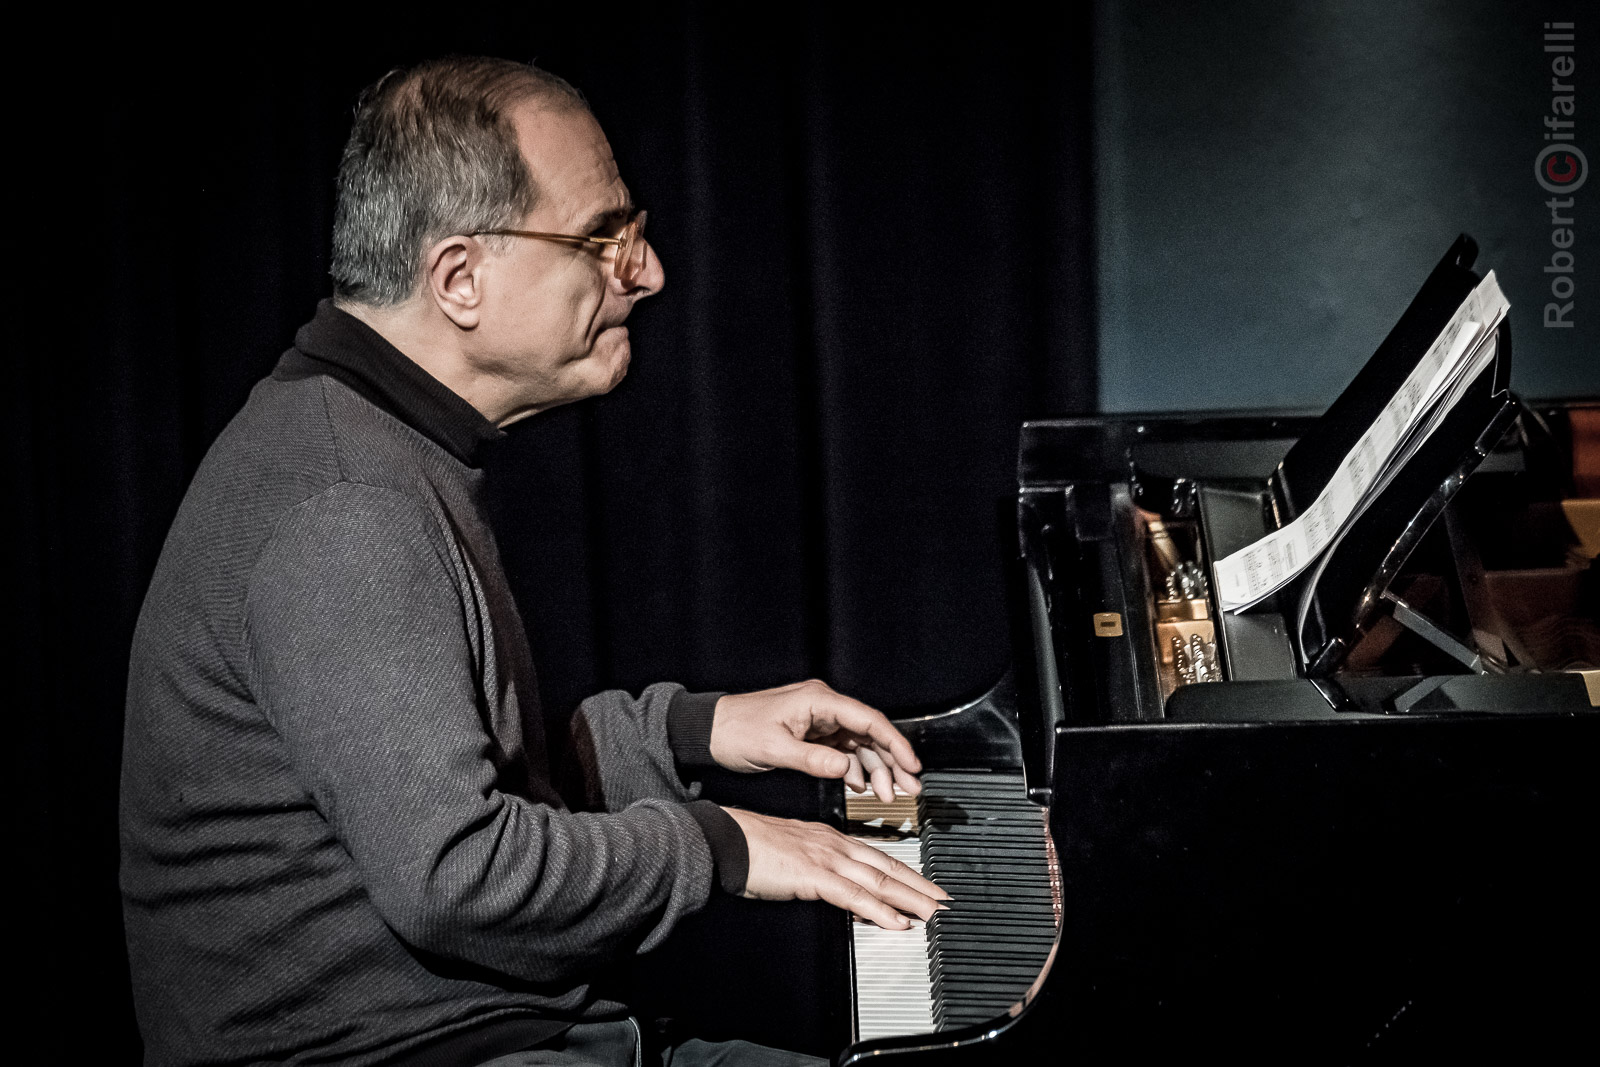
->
xmin=567 ymin=687 xmax=725 ymax=810
xmin=243 ymin=482 xmax=714 ymax=982
xmin=565 ymin=678 xmax=749 ymax=894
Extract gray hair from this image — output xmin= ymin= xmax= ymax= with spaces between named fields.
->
xmin=330 ymin=56 xmax=588 ymax=307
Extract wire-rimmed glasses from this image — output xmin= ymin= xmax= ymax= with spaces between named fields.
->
xmin=473 ymin=210 xmax=649 ymax=286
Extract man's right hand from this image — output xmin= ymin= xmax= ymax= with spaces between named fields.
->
xmin=722 ymin=808 xmax=949 ymax=930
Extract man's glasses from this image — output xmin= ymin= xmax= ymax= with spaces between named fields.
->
xmin=473 ymin=211 xmax=650 ymax=286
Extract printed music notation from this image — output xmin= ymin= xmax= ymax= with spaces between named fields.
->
xmin=1214 ymin=272 xmax=1511 ymax=612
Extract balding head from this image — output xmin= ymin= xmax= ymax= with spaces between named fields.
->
xmin=330 ymin=56 xmax=588 ymax=307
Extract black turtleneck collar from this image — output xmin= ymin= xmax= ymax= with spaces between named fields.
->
xmin=273 ymin=300 xmax=505 ymax=467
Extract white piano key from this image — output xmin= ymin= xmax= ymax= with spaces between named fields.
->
xmin=848 ymin=806 xmax=935 ymax=1042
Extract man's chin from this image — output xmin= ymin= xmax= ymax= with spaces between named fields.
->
xmin=603 ymin=327 xmax=631 ymax=386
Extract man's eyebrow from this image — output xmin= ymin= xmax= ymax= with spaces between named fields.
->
xmin=578 ymin=203 xmax=635 ymax=234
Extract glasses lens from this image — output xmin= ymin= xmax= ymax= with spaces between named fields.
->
xmin=617 ymin=211 xmax=648 ymax=285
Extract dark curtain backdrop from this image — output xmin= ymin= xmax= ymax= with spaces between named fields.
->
xmin=19 ymin=8 xmax=1095 ymax=1059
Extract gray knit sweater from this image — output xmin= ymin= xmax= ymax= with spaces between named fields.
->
xmin=121 ymin=304 xmax=735 ymax=1066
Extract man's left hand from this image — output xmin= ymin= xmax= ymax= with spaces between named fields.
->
xmin=710 ymin=680 xmax=922 ymax=801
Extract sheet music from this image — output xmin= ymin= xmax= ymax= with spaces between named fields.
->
xmin=1214 ymin=272 xmax=1509 ymax=612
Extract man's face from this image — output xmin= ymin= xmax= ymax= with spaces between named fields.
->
xmin=471 ymin=102 xmax=664 ymax=422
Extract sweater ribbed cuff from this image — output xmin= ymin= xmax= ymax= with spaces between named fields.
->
xmin=667 ymin=689 xmax=725 ymax=772
xmin=684 ymin=800 xmax=749 ymax=895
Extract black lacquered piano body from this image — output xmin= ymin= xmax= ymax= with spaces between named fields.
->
xmin=836 ymin=241 xmax=1598 ymax=1063
xmin=629 ymin=239 xmax=1599 ymax=1063
xmin=840 ymin=402 xmax=1597 ymax=1066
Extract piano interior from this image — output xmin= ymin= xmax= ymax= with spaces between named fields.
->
xmin=1113 ymin=405 xmax=1600 ymax=711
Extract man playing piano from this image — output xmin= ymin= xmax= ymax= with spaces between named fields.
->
xmin=120 ymin=56 xmax=945 ymax=1067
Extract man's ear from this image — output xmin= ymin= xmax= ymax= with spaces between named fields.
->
xmin=425 ymin=235 xmax=485 ymax=329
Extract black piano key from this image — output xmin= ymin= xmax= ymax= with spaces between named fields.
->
xmin=930 ymin=909 xmax=1056 ymax=924
xmin=936 ymin=978 xmax=1049 ymax=992
xmin=929 ymin=916 xmax=1056 ymax=932
xmin=931 ymin=950 xmax=1052 ymax=968
xmin=923 ymin=862 xmax=1049 ymax=875
xmin=931 ymin=969 xmax=1049 ymax=990
xmin=935 ymin=985 xmax=1035 ymax=1003
xmin=930 ymin=921 xmax=1053 ymax=935
xmin=928 ymin=917 xmax=1057 ymax=936
xmin=931 ymin=906 xmax=1057 ymax=921
xmin=928 ymin=884 xmax=1051 ymax=896
xmin=906 ymin=770 xmax=1060 ymax=1033
xmin=931 ymin=975 xmax=1040 ymax=990
xmin=934 ymin=947 xmax=1055 ymax=962
xmin=932 ymin=962 xmax=1050 ymax=980
xmin=924 ymin=876 xmax=1053 ymax=891
xmin=929 ymin=930 xmax=1056 ymax=946
xmin=926 ymin=877 xmax=1050 ymax=890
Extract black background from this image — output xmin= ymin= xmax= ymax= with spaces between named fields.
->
xmin=19 ymin=8 xmax=1092 ymax=1061
xmin=16 ymin=2 xmax=1596 ymax=1062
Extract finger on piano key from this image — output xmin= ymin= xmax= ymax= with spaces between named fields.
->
xmin=844 ymin=838 xmax=950 ymax=905
xmin=856 ymin=746 xmax=895 ymax=803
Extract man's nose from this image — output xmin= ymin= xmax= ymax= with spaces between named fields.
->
xmin=625 ymin=242 xmax=665 ymax=298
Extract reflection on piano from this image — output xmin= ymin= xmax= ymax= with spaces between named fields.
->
xmin=630 ymin=237 xmax=1598 ymax=1064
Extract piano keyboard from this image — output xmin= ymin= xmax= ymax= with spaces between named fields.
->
xmin=848 ymin=770 xmax=1060 ymax=1042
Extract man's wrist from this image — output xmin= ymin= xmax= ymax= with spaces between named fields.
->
xmin=683 ymin=800 xmax=749 ymax=895
xmin=666 ymin=689 xmax=726 ymax=771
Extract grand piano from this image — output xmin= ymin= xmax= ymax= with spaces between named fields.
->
xmin=627 ymin=237 xmax=1599 ymax=1064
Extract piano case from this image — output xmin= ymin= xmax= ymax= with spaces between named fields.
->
xmin=629 ymin=236 xmax=1599 ymax=1066
xmin=980 ymin=235 xmax=1600 ymax=1064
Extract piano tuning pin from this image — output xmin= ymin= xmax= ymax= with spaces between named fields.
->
xmin=1165 ymin=573 xmax=1180 ymax=601
xmin=1190 ymin=634 xmax=1208 ymax=683
xmin=1204 ymin=639 xmax=1220 ymax=679
xmin=1171 ymin=634 xmax=1190 ymax=684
